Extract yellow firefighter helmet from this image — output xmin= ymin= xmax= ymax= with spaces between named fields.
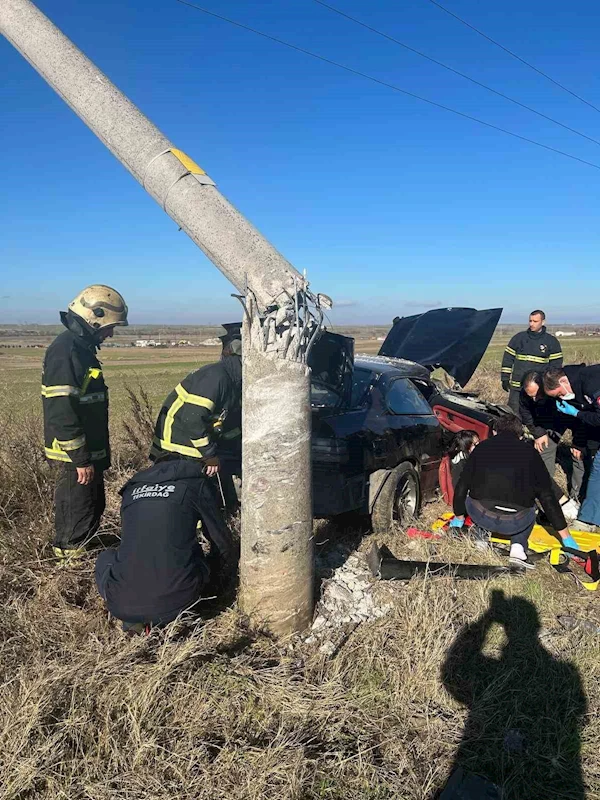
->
xmin=68 ymin=285 xmax=128 ymax=330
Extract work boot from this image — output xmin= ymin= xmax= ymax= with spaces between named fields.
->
xmin=53 ymin=545 xmax=87 ymax=565
xmin=509 ymin=543 xmax=535 ymax=570
xmin=122 ymin=621 xmax=148 ymax=635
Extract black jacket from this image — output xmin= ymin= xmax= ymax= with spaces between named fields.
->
xmin=99 ymin=460 xmax=232 ymax=623
xmin=42 ymin=312 xmax=110 ymax=470
xmin=151 ymin=356 xmax=241 ymax=462
xmin=453 ymin=433 xmax=566 ymax=531
xmin=519 ymin=391 xmax=571 ymax=440
xmin=501 ymin=327 xmax=562 ymax=390
xmin=562 ymin=364 xmax=600 ymax=449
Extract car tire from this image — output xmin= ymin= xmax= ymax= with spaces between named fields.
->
xmin=371 ymin=462 xmax=421 ymax=535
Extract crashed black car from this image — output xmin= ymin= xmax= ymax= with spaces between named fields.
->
xmin=308 ymin=307 xmax=512 ymax=533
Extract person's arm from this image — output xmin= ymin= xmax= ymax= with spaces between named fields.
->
xmin=519 ymin=395 xmax=547 ymax=440
xmin=177 ymin=373 xmax=224 ymax=471
xmin=195 ymin=480 xmax=234 ymax=562
xmin=573 ymin=408 xmax=600 ymax=428
xmin=453 ymin=450 xmax=475 ymax=518
xmin=42 ymin=349 xmax=91 ymax=469
xmin=500 ymin=334 xmax=519 ymax=390
xmin=532 ymin=449 xmax=567 ymax=532
xmin=547 ymin=335 xmax=563 ymax=368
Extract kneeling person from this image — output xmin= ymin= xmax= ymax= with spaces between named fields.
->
xmin=452 ymin=415 xmax=573 ymax=568
xmin=95 ymin=458 xmax=233 ymax=629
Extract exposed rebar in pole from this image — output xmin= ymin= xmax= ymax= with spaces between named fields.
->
xmin=0 ymin=0 xmax=324 ymax=635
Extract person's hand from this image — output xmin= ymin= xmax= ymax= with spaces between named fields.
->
xmin=449 ymin=516 xmax=465 ymax=528
xmin=560 ymin=532 xmax=580 ymax=550
xmin=501 ymin=381 xmax=510 ymax=393
xmin=557 ymin=399 xmax=579 ymax=417
xmin=571 ymin=447 xmax=583 ymax=461
xmin=534 ymin=434 xmax=549 ymax=453
xmin=76 ymin=465 xmax=95 ymax=485
xmin=203 ymin=456 xmax=220 ymax=477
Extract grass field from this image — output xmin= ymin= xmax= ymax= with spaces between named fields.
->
xmin=2 ymin=330 xmax=600 ymax=799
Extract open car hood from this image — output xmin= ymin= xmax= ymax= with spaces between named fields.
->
xmin=378 ymin=307 xmax=502 ymax=388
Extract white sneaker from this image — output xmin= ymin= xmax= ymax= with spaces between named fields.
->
xmin=509 ymin=543 xmax=535 ymax=570
xmin=560 ymin=499 xmax=580 ymax=523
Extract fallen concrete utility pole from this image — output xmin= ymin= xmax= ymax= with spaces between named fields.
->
xmin=1 ymin=0 xmax=327 ymax=635
xmin=367 ymin=544 xmax=526 ymax=580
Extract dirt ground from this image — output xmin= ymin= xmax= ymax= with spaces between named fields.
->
xmin=1 ymin=332 xmax=600 ymax=799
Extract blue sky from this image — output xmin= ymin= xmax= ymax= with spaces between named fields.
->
xmin=1 ymin=0 xmax=598 ymax=325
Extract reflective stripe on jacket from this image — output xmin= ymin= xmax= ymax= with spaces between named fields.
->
xmin=500 ymin=327 xmax=563 ymax=389
xmin=42 ymin=327 xmax=110 ymax=469
xmin=151 ymin=357 xmax=241 ymax=462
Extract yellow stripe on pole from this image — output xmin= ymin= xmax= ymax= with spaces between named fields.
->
xmin=170 ymin=148 xmax=207 ymax=175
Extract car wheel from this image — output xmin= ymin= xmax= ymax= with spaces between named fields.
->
xmin=371 ymin=462 xmax=421 ymax=535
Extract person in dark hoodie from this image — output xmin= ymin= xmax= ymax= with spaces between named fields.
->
xmin=545 ymin=364 xmax=600 ymax=531
xmin=95 ymin=457 xmax=233 ymax=631
xmin=452 ymin=414 xmax=574 ymax=568
xmin=41 ymin=285 xmax=128 ymax=562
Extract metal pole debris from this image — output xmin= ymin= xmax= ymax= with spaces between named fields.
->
xmin=1 ymin=0 xmax=324 ymax=634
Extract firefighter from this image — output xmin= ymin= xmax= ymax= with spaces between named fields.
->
xmin=150 ymin=322 xmax=242 ymax=509
xmin=95 ymin=456 xmax=233 ymax=631
xmin=544 ymin=365 xmax=600 ymax=532
xmin=500 ymin=310 xmax=562 ymax=415
xmin=42 ymin=285 xmax=128 ymax=561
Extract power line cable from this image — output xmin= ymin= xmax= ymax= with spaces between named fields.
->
xmin=313 ymin=0 xmax=600 ymax=147
xmin=176 ymin=0 xmax=600 ymax=171
xmin=425 ymin=0 xmax=600 ymax=114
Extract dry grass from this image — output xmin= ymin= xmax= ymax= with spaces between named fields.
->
xmin=2 ymin=362 xmax=600 ymax=798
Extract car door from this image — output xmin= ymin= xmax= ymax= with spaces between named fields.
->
xmin=380 ymin=376 xmax=443 ymax=497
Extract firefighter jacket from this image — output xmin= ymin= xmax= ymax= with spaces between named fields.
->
xmin=563 ymin=364 xmax=600 ymax=449
xmin=42 ymin=312 xmax=110 ymax=470
xmin=151 ymin=355 xmax=241 ymax=462
xmin=97 ymin=459 xmax=232 ymax=624
xmin=501 ymin=327 xmax=562 ymax=390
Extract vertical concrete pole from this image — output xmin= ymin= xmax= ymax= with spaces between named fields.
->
xmin=239 ymin=300 xmax=314 ymax=634
xmin=1 ymin=0 xmax=319 ymax=634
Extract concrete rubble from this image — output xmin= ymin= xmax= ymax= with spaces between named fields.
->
xmin=306 ymin=550 xmax=392 ymax=654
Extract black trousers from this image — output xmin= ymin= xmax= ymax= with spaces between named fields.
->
xmin=508 ymin=389 xmax=521 ymax=417
xmin=54 ymin=465 xmax=105 ymax=549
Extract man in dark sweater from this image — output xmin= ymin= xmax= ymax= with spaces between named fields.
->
xmin=519 ymin=370 xmax=584 ymax=516
xmin=453 ymin=415 xmax=573 ymax=568
xmin=545 ymin=365 xmax=600 ymax=531
xmin=95 ymin=457 xmax=234 ymax=630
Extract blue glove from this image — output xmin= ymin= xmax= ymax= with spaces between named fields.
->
xmin=449 ymin=516 xmax=464 ymax=528
xmin=557 ymin=399 xmax=579 ymax=417
xmin=562 ymin=534 xmax=580 ymax=550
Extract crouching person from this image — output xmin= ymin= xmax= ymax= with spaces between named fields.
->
xmin=95 ymin=457 xmax=233 ymax=631
xmin=452 ymin=415 xmax=574 ymax=569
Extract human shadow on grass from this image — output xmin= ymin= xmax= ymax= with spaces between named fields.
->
xmin=439 ymin=590 xmax=587 ymax=800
